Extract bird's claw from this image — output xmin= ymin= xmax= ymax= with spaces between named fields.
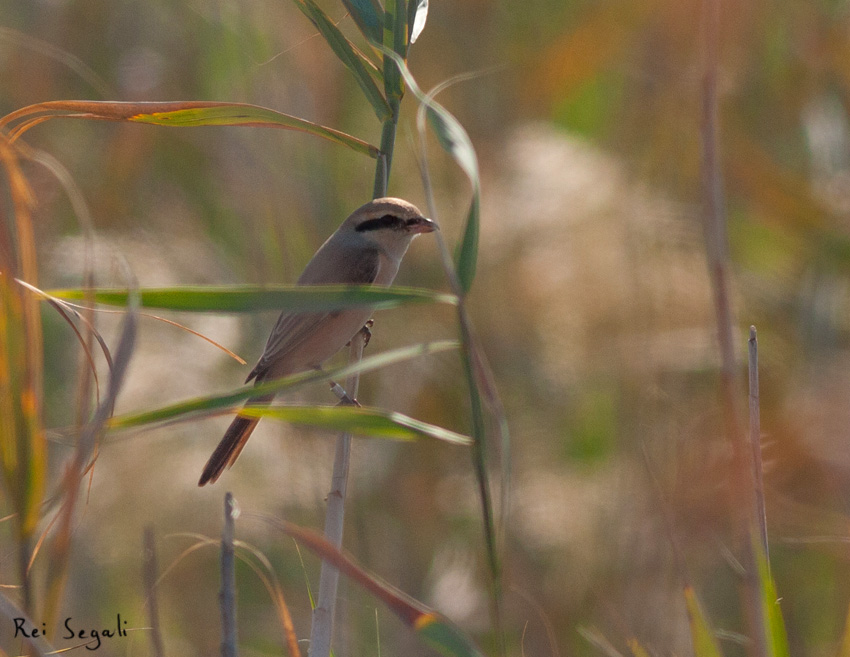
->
xmin=347 ymin=319 xmax=374 ymax=348
xmin=329 ymin=380 xmax=361 ymax=406
xmin=361 ymin=319 xmax=374 ymax=348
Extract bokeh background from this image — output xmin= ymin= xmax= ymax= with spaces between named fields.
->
xmin=3 ymin=0 xmax=850 ymax=655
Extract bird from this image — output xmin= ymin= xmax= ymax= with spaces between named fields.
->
xmin=198 ymin=197 xmax=437 ymax=486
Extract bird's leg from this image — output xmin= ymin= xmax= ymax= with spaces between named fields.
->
xmin=334 ymin=320 xmax=373 ymax=406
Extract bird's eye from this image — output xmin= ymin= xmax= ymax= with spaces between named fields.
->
xmin=356 ymin=214 xmax=404 ymax=232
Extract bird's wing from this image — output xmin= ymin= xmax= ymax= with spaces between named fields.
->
xmin=246 ymin=244 xmax=381 ymax=383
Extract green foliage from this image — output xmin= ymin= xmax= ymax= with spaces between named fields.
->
xmin=14 ymin=0 xmax=850 ymax=654
xmin=343 ymin=0 xmax=383 ymax=43
xmin=290 ymin=0 xmax=392 ymax=120
xmin=381 ymin=52 xmax=481 ymax=294
xmin=239 ymin=405 xmax=471 ymax=445
xmin=107 ymin=341 xmax=459 ymax=430
xmin=48 ymin=284 xmax=457 ymax=313
xmin=381 ymin=0 xmax=408 ymax=100
xmin=0 ymin=275 xmax=45 ymax=538
xmin=756 ymin=542 xmax=791 ymax=657
xmin=683 ymin=587 xmax=724 ymax=657
xmin=416 ymin=613 xmax=486 ymax=657
xmin=1 ymin=101 xmax=380 ymax=158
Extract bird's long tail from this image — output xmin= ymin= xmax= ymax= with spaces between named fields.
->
xmin=198 ymin=394 xmax=273 ymax=486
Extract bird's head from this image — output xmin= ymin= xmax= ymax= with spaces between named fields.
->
xmin=344 ymin=197 xmax=437 ymax=258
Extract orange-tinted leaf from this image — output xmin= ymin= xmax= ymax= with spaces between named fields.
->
xmin=2 ymin=100 xmax=378 ymax=158
xmin=0 ymin=275 xmax=46 ymax=537
xmin=255 ymin=515 xmax=484 ymax=657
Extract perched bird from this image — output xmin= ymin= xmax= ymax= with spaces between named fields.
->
xmin=199 ymin=197 xmax=436 ymax=485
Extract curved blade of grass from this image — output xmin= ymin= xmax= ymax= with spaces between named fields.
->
xmin=42 ymin=273 xmax=138 ymax=629
xmin=18 ymin=280 xmax=115 ymax=370
xmin=106 ymin=340 xmax=458 ymax=431
xmin=232 ymin=540 xmax=300 ymax=657
xmin=248 ymin=514 xmax=485 ymax=657
xmin=453 ymin=197 xmax=480 ymax=295
xmin=381 ymin=50 xmax=505 ymax=638
xmin=34 ymin=290 xmax=104 ymax=405
xmin=155 ymin=530 xmax=300 ymax=656
xmin=381 ymin=50 xmax=480 ymax=294
xmin=683 ymin=586 xmax=723 ymax=657
xmin=2 ymin=100 xmax=378 ymax=158
xmin=290 ymin=0 xmax=391 ymax=121
xmin=420 ymin=106 xmax=479 ymax=293
xmin=47 ymin=284 xmax=457 ymax=313
xmin=238 ymin=405 xmax=470 ymax=445
xmin=0 ymin=27 xmax=113 ymax=98
xmin=20 ymin=280 xmax=244 ymax=364
xmin=343 ymin=0 xmax=383 ymax=42
xmin=459 ymin=335 xmax=501 ymax=593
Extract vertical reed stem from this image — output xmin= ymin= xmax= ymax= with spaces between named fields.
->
xmin=748 ymin=327 xmax=769 ymax=562
xmin=143 ymin=527 xmax=165 ymax=657
xmin=310 ymin=41 xmax=404 ymax=657
xmin=221 ymin=492 xmax=238 ymax=657
xmin=309 ymin=332 xmax=366 ymax=657
xmin=700 ymin=1 xmax=766 ymax=654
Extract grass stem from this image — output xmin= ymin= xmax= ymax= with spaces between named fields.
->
xmin=221 ymin=492 xmax=238 ymax=657
xmin=748 ymin=327 xmax=769 ymax=563
xmin=700 ymin=1 xmax=766 ymax=654
xmin=311 ymin=41 xmax=403 ymax=657
xmin=143 ymin=527 xmax=166 ymax=657
xmin=309 ymin=330 xmax=366 ymax=657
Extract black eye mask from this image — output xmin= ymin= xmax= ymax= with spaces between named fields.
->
xmin=355 ymin=214 xmax=407 ymax=232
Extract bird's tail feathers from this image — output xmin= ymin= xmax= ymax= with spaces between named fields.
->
xmin=198 ymin=395 xmax=273 ymax=486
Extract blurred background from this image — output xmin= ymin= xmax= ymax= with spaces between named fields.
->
xmin=3 ymin=0 xmax=850 ymax=655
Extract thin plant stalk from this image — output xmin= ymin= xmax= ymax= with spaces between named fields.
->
xmin=373 ymin=106 xmax=399 ymax=199
xmin=699 ymin=1 xmax=765 ymax=655
xmin=221 ymin=492 xmax=238 ymax=657
xmin=310 ymin=62 xmax=403 ymax=657
xmin=308 ymin=330 xmax=367 ymax=657
xmin=41 ymin=266 xmax=136 ymax=630
xmin=748 ymin=326 xmax=768 ymax=563
xmin=143 ymin=527 xmax=166 ymax=657
xmin=419 ymin=159 xmax=505 ymax=648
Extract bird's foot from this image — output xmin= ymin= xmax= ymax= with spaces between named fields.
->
xmin=347 ymin=319 xmax=374 ymax=348
xmin=329 ymin=380 xmax=361 ymax=406
xmin=361 ymin=319 xmax=374 ymax=348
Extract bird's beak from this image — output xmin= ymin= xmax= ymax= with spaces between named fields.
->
xmin=409 ymin=216 xmax=438 ymax=234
